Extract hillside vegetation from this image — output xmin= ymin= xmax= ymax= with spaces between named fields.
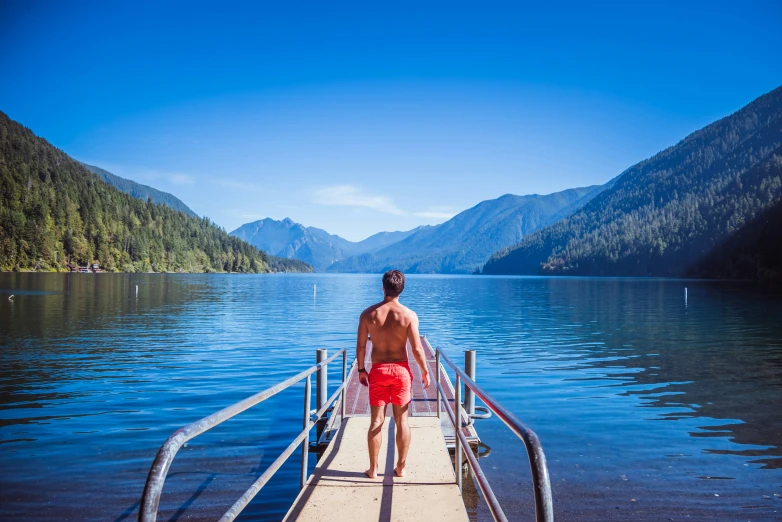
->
xmin=484 ymin=86 xmax=782 ymax=278
xmin=0 ymin=111 xmax=311 ymax=273
xmin=687 ymin=179 xmax=782 ymax=282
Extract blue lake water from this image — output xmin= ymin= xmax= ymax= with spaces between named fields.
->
xmin=0 ymin=273 xmax=780 ymax=521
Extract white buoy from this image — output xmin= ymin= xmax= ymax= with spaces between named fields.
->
xmin=8 ymin=294 xmax=13 ymax=301
xmin=135 ymin=285 xmax=139 ymax=297
xmin=684 ymin=287 xmax=688 ymax=307
xmin=313 ymin=284 xmax=316 ymax=297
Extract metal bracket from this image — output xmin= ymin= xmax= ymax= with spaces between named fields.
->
xmin=468 ymin=405 xmax=492 ymax=420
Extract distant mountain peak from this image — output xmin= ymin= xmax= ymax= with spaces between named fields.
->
xmin=230 ymin=217 xmax=420 ymax=272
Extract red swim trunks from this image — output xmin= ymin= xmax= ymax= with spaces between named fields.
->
xmin=369 ymin=362 xmax=413 ymax=407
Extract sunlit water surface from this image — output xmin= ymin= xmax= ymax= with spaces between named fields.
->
xmin=0 ymin=273 xmax=780 ymax=521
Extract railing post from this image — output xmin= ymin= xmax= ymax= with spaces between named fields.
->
xmin=464 ymin=350 xmax=476 ymax=426
xmin=301 ymin=375 xmax=311 ymax=490
xmin=341 ymin=350 xmax=347 ymax=422
xmin=316 ymin=349 xmax=328 ymax=439
xmin=455 ymin=374 xmax=462 ymax=494
xmin=435 ymin=349 xmax=441 ymax=419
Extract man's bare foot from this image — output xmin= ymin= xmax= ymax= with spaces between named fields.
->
xmin=364 ymin=467 xmax=378 ymax=479
xmin=394 ymin=464 xmax=406 ymax=477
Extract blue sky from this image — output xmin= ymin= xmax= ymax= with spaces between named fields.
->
xmin=2 ymin=1 xmax=780 ymax=240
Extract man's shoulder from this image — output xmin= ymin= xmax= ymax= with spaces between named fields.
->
xmin=360 ymin=301 xmax=383 ymax=318
xmin=398 ymin=303 xmax=418 ymax=321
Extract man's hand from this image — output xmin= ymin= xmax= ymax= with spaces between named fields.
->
xmin=422 ymin=370 xmax=431 ymax=389
xmin=359 ymin=371 xmax=369 ymax=387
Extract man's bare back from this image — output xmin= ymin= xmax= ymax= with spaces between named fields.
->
xmin=361 ymin=300 xmax=415 ymax=363
xmin=356 ymin=270 xmax=430 ymax=479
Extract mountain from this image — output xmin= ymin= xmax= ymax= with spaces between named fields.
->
xmin=229 ymin=218 xmax=419 ymax=272
xmin=0 ymin=111 xmax=311 ymax=273
xmin=230 ymin=218 xmax=338 ymax=271
xmin=483 ymin=86 xmax=782 ymax=277
xmin=81 ymin=162 xmax=198 ymax=217
xmin=327 ymin=183 xmax=612 ymax=274
xmin=307 ymin=226 xmax=420 ymax=256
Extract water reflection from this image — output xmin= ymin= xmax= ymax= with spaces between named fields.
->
xmin=548 ymin=278 xmax=782 ymax=470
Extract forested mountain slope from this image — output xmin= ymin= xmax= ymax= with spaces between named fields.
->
xmin=687 ymin=156 xmax=782 ymax=282
xmin=327 ymin=183 xmax=611 ymax=274
xmin=484 ymin=86 xmax=782 ymax=277
xmin=0 ymin=111 xmax=311 ymax=273
xmin=81 ymin=162 xmax=197 ymax=217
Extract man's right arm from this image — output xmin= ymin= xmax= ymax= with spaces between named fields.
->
xmin=356 ymin=313 xmax=369 ymax=387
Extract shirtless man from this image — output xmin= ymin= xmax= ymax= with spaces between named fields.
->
xmin=356 ymin=270 xmax=431 ymax=479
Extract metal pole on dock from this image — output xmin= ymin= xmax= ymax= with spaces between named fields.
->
xmin=435 ymin=349 xmax=441 ymax=419
xmin=464 ymin=350 xmax=476 ymax=426
xmin=316 ymin=350 xmax=328 ymax=440
xmin=316 ymin=350 xmax=328 ymax=410
xmin=341 ymin=350 xmax=347 ymax=422
xmin=301 ymin=375 xmax=311 ymax=490
xmin=455 ymin=374 xmax=463 ymax=494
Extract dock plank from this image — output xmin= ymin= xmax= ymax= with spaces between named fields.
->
xmin=284 ymin=417 xmax=469 ymax=522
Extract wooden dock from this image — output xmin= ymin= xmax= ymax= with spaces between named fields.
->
xmin=285 ymin=336 xmax=478 ymax=521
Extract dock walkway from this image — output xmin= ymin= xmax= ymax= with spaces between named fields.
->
xmin=283 ymin=417 xmax=468 ymax=521
xmin=286 ymin=336 xmax=474 ymax=521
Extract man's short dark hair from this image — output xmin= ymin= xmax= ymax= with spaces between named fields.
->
xmin=383 ymin=270 xmax=405 ymax=297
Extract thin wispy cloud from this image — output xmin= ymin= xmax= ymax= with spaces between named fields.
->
xmin=171 ymin=174 xmax=194 ymax=185
xmin=217 ymin=179 xmax=264 ymax=193
xmin=313 ymin=185 xmax=456 ymax=222
xmin=314 ymin=185 xmax=405 ymax=215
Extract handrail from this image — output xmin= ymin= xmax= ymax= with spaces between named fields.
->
xmin=436 ymin=375 xmax=508 ymax=521
xmin=139 ymin=348 xmax=348 ymax=522
xmin=437 ymin=348 xmax=554 ymax=522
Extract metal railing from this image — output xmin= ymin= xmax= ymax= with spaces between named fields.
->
xmin=138 ymin=348 xmax=349 ymax=522
xmin=435 ymin=348 xmax=554 ymax=522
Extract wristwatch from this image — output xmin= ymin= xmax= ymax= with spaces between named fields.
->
xmin=358 ymin=368 xmax=367 ymax=373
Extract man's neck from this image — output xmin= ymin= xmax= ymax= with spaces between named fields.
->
xmin=383 ymin=296 xmax=399 ymax=304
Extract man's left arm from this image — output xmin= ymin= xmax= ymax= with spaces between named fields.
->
xmin=407 ymin=312 xmax=430 ymax=389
